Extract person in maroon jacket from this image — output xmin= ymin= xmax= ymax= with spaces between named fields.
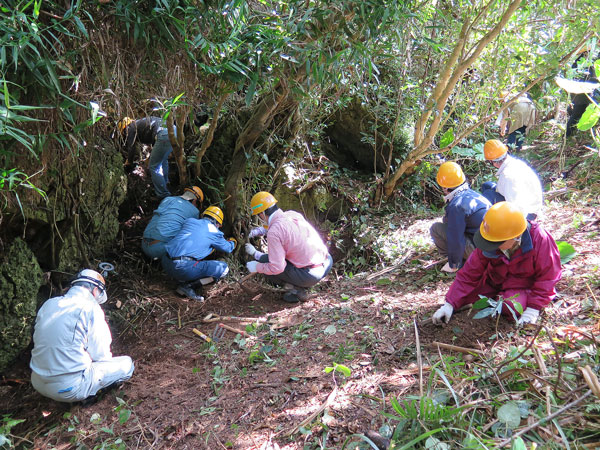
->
xmin=432 ymin=201 xmax=561 ymax=327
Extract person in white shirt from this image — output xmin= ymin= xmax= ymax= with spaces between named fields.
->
xmin=480 ymin=139 xmax=543 ymax=220
xmin=30 ymin=269 xmax=134 ymax=403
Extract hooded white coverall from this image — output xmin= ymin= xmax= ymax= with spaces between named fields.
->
xmin=30 ymin=285 xmax=134 ymax=402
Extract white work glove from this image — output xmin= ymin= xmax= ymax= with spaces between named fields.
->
xmin=432 ymin=303 xmax=454 ymax=325
xmin=246 ymin=261 xmax=258 ymax=273
xmin=249 ymin=226 xmax=267 ymax=238
xmin=245 ymin=243 xmax=257 ymax=257
xmin=517 ymin=308 xmax=539 ymax=326
xmin=441 ymin=262 xmax=458 ymax=273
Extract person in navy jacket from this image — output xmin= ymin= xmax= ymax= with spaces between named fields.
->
xmin=430 ymin=162 xmax=491 ymax=273
xmin=161 ymin=206 xmax=236 ymax=301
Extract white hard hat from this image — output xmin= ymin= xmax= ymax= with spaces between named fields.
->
xmin=72 ymin=269 xmax=107 ymax=304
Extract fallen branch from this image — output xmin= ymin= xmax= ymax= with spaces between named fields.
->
xmin=414 ymin=319 xmax=424 ymax=396
xmin=430 ymin=341 xmax=483 ymax=355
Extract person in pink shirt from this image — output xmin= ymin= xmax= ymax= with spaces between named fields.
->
xmin=245 ymin=192 xmax=333 ymax=303
xmin=432 ymin=201 xmax=561 ymax=327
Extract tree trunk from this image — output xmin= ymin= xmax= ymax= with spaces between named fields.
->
xmin=382 ymin=0 xmax=521 ymax=199
xmin=194 ymin=91 xmax=230 ymax=177
xmin=167 ymin=107 xmax=189 ymax=187
xmin=223 ymin=81 xmax=291 ymax=234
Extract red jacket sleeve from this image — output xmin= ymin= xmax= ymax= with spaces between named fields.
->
xmin=445 ymin=249 xmax=489 ymax=309
xmin=527 ymin=227 xmax=562 ymax=310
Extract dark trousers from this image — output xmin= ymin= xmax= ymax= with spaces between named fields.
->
xmin=481 ymin=181 xmax=505 ymax=205
xmin=256 ymin=254 xmax=333 ymax=288
xmin=507 ymin=126 xmax=527 ymax=151
xmin=566 ymin=102 xmax=590 ymax=137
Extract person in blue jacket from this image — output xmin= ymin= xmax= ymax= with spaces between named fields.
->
xmin=429 ymin=162 xmax=491 ymax=273
xmin=142 ymin=186 xmax=204 ymax=260
xmin=162 ymin=206 xmax=237 ymax=301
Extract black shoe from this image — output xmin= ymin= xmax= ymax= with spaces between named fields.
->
xmin=282 ymin=291 xmax=300 ymax=303
xmin=176 ymin=284 xmax=205 ymax=302
xmin=78 ymin=395 xmax=99 ymax=407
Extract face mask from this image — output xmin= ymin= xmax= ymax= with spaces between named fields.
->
xmin=96 ymin=289 xmax=107 ymax=305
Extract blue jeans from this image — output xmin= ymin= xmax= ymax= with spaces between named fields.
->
xmin=257 ymin=254 xmax=333 ymax=288
xmin=149 ymin=129 xmax=173 ymax=199
xmin=161 ymin=255 xmax=230 ymax=283
xmin=141 ymin=238 xmax=167 ymax=260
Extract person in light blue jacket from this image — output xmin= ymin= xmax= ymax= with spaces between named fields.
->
xmin=30 ymin=269 xmax=134 ymax=403
xmin=142 ymin=186 xmax=204 ymax=260
xmin=162 ymin=206 xmax=237 ymax=301
xmin=430 ymin=162 xmax=491 ymax=273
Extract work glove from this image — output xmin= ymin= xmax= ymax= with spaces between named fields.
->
xmin=517 ymin=308 xmax=539 ymax=327
xmin=441 ymin=262 xmax=458 ymax=273
xmin=246 ymin=261 xmax=258 ymax=273
xmin=249 ymin=226 xmax=267 ymax=238
xmin=432 ymin=302 xmax=454 ymax=325
xmin=227 ymin=237 xmax=237 ymax=249
xmin=245 ymin=243 xmax=257 ymax=257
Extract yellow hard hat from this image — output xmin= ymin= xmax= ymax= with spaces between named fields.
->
xmin=184 ymin=186 xmax=204 ymax=203
xmin=117 ymin=117 xmax=134 ymax=133
xmin=478 ymin=202 xmax=527 ymax=243
xmin=436 ymin=162 xmax=466 ymax=188
xmin=484 ymin=139 xmax=508 ymax=161
xmin=250 ymin=192 xmax=277 ymax=216
xmin=203 ymin=206 xmax=224 ymax=225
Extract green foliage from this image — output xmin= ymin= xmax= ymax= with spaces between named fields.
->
xmin=473 ymin=294 xmax=523 ymax=324
xmin=0 ymin=415 xmax=25 ymax=448
xmin=324 ymin=362 xmax=351 ymax=378
xmin=556 ymin=241 xmax=577 ymax=265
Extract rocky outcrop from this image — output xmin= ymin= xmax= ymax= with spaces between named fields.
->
xmin=0 ymin=239 xmax=43 ymax=373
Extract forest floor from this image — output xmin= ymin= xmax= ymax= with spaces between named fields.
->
xmin=1 ymin=148 xmax=600 ymax=450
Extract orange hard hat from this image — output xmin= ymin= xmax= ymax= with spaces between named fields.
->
xmin=478 ymin=202 xmax=527 ymax=242
xmin=184 ymin=186 xmax=204 ymax=203
xmin=436 ymin=162 xmax=466 ymax=188
xmin=250 ymin=192 xmax=277 ymax=216
xmin=484 ymin=139 xmax=508 ymax=161
xmin=117 ymin=117 xmax=134 ymax=133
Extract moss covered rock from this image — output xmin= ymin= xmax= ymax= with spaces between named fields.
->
xmin=0 ymin=238 xmax=43 ymax=374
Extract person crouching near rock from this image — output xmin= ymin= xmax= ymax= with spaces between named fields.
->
xmin=30 ymin=270 xmax=134 ymax=403
xmin=161 ymin=206 xmax=237 ymax=302
xmin=244 ymin=192 xmax=333 ymax=303
xmin=432 ymin=202 xmax=561 ymax=327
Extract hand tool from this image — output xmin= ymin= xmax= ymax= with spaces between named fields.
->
xmin=202 ymin=313 xmax=268 ymax=324
xmin=237 ymin=272 xmax=257 ymax=293
xmin=192 ymin=328 xmax=213 ymax=343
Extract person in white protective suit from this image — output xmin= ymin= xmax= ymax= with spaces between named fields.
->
xmin=30 ymin=269 xmax=134 ymax=403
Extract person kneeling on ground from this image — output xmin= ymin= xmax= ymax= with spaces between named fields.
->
xmin=30 ymin=270 xmax=134 ymax=403
xmin=430 ymin=161 xmax=491 ymax=273
xmin=142 ymin=186 xmax=204 ymax=260
xmin=480 ymin=139 xmax=543 ymax=221
xmin=245 ymin=192 xmax=333 ymax=303
xmin=432 ymin=202 xmax=561 ymax=327
xmin=162 ymin=206 xmax=236 ymax=301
